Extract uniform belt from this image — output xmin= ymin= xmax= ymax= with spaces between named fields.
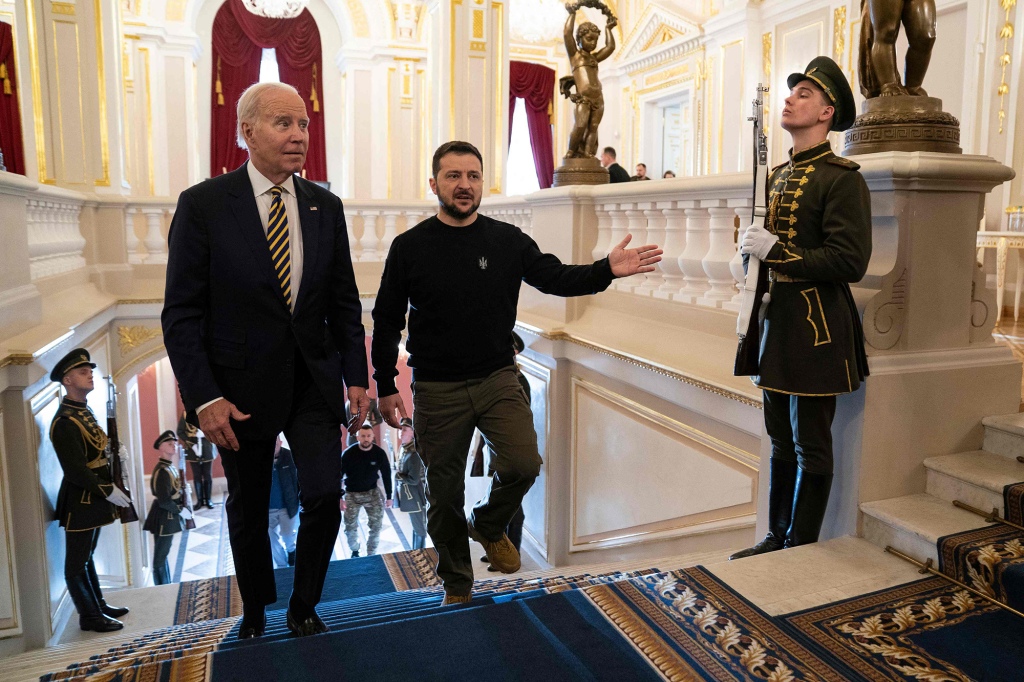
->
xmin=770 ymin=271 xmax=812 ymax=283
xmin=86 ymin=457 xmax=109 ymax=470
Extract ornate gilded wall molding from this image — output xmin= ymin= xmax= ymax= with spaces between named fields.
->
xmin=117 ymin=326 xmax=161 ymax=355
xmin=996 ymin=0 xmax=1016 ymax=133
xmin=833 ymin=6 xmax=846 ymax=62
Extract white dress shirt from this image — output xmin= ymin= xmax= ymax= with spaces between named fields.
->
xmin=198 ymin=164 xmax=306 ymax=417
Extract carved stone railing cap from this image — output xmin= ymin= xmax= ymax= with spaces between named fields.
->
xmin=854 ymin=152 xmax=1014 ymax=192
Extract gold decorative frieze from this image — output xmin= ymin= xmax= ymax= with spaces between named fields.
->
xmin=470 ymin=40 xmax=487 ymax=52
xmin=51 ymin=2 xmax=76 ymax=16
xmin=644 ymin=63 xmax=689 ymax=88
xmin=640 ymin=24 xmax=685 ymax=53
xmin=833 ymin=6 xmax=846 ymax=62
xmin=117 ymin=325 xmax=161 ymax=355
xmin=996 ymin=0 xmax=1016 ymax=133
xmin=511 ymin=46 xmax=547 ymax=57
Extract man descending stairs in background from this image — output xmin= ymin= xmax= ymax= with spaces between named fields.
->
xmin=732 ymin=57 xmax=872 ymax=559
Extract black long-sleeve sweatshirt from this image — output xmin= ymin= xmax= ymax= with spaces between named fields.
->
xmin=371 ymin=214 xmax=615 ymax=395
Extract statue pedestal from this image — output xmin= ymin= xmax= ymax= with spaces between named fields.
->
xmin=552 ymin=157 xmax=609 ymax=187
xmin=843 ymin=96 xmax=961 ymax=155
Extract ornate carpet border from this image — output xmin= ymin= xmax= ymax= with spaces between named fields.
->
xmin=174 ymin=575 xmax=241 ymax=624
xmin=584 ymin=566 xmax=851 ymax=681
xmin=781 ymin=576 xmax=1002 ymax=682
xmin=381 ymin=548 xmax=441 ymax=590
xmin=1005 ymin=481 xmax=1024 ymax=525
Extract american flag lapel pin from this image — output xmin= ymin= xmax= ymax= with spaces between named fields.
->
xmin=309 ymin=206 xmax=318 ymax=211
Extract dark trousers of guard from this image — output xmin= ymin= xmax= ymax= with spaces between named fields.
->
xmin=765 ymin=390 xmax=836 ymax=545
xmin=65 ymin=527 xmax=128 ymax=630
xmin=189 ymin=460 xmax=213 ymax=507
xmin=219 ymin=352 xmax=343 ymax=625
xmin=413 ymin=367 xmax=542 ymax=596
xmin=152 ymin=534 xmax=174 ymax=585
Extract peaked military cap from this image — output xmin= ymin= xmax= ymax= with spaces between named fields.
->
xmin=787 ymin=56 xmax=856 ymax=132
xmin=153 ymin=430 xmax=178 ymax=449
xmin=50 ymin=348 xmax=97 ymax=383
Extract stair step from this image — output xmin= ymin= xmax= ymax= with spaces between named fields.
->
xmin=982 ymin=412 xmax=1024 ymax=460
xmin=860 ymin=493 xmax=995 ymax=564
xmin=925 ymin=450 xmax=1024 ymax=512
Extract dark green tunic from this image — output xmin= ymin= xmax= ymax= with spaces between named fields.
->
xmin=143 ymin=458 xmax=186 ymax=536
xmin=49 ymin=398 xmax=118 ymax=532
xmin=755 ymin=140 xmax=872 ymax=396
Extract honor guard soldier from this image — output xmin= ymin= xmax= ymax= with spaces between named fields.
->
xmin=732 ymin=56 xmax=871 ymax=559
xmin=144 ymin=431 xmax=192 ymax=585
xmin=177 ymin=411 xmax=216 ymax=509
xmin=49 ymin=348 xmax=132 ymax=632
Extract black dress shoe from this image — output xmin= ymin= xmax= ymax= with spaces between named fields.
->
xmin=80 ymin=614 xmax=124 ymax=632
xmin=206 ymin=502 xmax=215 ymax=510
xmin=238 ymin=611 xmax=266 ymax=639
xmin=101 ymin=604 xmax=130 ymax=619
xmin=350 ymin=550 xmax=360 ymax=558
xmin=286 ymin=610 xmax=329 ymax=637
xmin=287 ymin=550 xmax=295 ymax=567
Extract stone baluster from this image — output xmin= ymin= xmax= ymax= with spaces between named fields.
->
xmin=380 ymin=210 xmax=401 ymax=256
xmin=640 ymin=204 xmax=667 ymax=295
xmin=142 ymin=207 xmax=168 ymax=264
xmin=344 ymin=208 xmax=360 ymax=259
xmin=607 ymin=204 xmax=630 ymax=291
xmin=655 ymin=204 xmax=687 ymax=300
xmin=620 ymin=207 xmax=650 ymax=293
xmin=359 ymin=210 xmax=381 ymax=261
xmin=676 ymin=203 xmax=711 ymax=303
xmin=592 ymin=203 xmax=612 ymax=261
xmin=124 ymin=207 xmax=144 ymax=264
xmin=404 ymin=211 xmax=425 ymax=237
xmin=698 ymin=203 xmax=740 ymax=307
xmin=725 ymin=203 xmax=751 ymax=312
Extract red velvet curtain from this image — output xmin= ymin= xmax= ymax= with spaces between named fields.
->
xmin=0 ymin=21 xmax=26 ymax=176
xmin=210 ymin=0 xmax=326 ymax=180
xmin=508 ymin=61 xmax=555 ymax=189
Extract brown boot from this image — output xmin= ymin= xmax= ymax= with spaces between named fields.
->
xmin=467 ymin=521 xmax=520 ymax=574
xmin=441 ymin=592 xmax=472 ymax=606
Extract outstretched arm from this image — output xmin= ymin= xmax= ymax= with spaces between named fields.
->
xmin=564 ymin=5 xmax=577 ymax=58
xmin=594 ymin=19 xmax=617 ymax=61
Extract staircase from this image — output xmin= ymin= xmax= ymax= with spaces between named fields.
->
xmin=861 ymin=412 xmax=1024 ymax=563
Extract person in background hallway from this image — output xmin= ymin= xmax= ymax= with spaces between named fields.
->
xmin=600 ymin=147 xmax=630 ymax=183
xmin=49 ymin=348 xmax=131 ymax=632
xmin=480 ymin=331 xmax=530 ymax=572
xmin=630 ymin=163 xmax=650 ymax=181
xmin=394 ymin=417 xmax=427 ymax=550
xmin=341 ymin=424 xmax=393 ymax=557
xmin=162 ymin=81 xmax=370 ymax=639
xmin=269 ymin=436 xmax=300 ymax=567
xmin=178 ymin=411 xmax=216 ymax=509
xmin=144 ymin=430 xmax=191 ymax=585
xmin=730 ymin=56 xmax=870 ymax=560
xmin=663 ymin=170 xmax=676 ymax=178
xmin=371 ymin=141 xmax=662 ymax=605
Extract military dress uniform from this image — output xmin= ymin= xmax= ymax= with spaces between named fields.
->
xmin=732 ymin=57 xmax=872 ymax=560
xmin=177 ymin=412 xmax=216 ymax=509
xmin=144 ymin=431 xmax=187 ymax=585
xmin=395 ymin=418 xmax=427 ymax=550
xmin=48 ymin=348 xmax=129 ymax=631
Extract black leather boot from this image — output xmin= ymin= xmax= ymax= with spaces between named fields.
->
xmin=729 ymin=458 xmax=798 ymax=560
xmin=67 ymin=572 xmax=123 ymax=632
xmin=87 ymin=560 xmax=129 ymax=619
xmin=784 ymin=469 xmax=834 ymax=548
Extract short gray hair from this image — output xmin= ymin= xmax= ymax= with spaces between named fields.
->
xmin=236 ymin=82 xmax=301 ymax=150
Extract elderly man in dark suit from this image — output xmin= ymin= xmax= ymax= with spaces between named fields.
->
xmin=162 ymin=82 xmax=370 ymax=639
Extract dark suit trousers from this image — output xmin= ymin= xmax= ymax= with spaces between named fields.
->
xmin=189 ymin=460 xmax=213 ymax=504
xmin=219 ymin=353 xmax=343 ymax=615
xmin=763 ymin=390 xmax=837 ymax=475
xmin=152 ymin=534 xmax=173 ymax=585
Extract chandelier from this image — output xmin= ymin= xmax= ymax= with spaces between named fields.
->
xmin=510 ymin=0 xmax=606 ymax=44
xmin=240 ymin=0 xmax=308 ymax=19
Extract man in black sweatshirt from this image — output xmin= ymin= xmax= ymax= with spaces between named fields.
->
xmin=371 ymin=141 xmax=661 ymax=603
xmin=341 ymin=425 xmax=393 ymax=557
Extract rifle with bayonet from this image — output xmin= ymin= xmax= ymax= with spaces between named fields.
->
xmin=177 ymin=441 xmax=197 ymax=530
xmin=734 ymin=84 xmax=771 ymax=376
xmin=105 ymin=377 xmax=140 ymax=523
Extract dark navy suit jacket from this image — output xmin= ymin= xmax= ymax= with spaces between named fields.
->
xmin=161 ymin=163 xmax=368 ymax=440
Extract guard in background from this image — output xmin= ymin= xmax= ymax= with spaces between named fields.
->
xmin=144 ymin=430 xmax=191 ymax=584
xmin=177 ymin=411 xmax=216 ymax=509
xmin=732 ymin=57 xmax=871 ymax=559
xmin=49 ymin=348 xmax=132 ymax=632
xmin=394 ymin=418 xmax=427 ymax=549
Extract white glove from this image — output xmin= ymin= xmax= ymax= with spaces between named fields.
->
xmin=740 ymin=223 xmax=779 ymax=261
xmin=105 ymin=488 xmax=131 ymax=508
xmin=180 ymin=507 xmax=193 ymax=521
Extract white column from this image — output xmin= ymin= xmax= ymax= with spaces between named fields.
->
xmin=655 ymin=205 xmax=687 ymax=300
xmin=676 ymin=204 xmax=711 ymax=303
xmin=359 ymin=210 xmax=381 ymax=261
xmin=697 ymin=204 xmax=740 ymax=307
xmin=141 ymin=208 xmax=168 ymax=264
xmin=124 ymin=207 xmax=143 ymax=264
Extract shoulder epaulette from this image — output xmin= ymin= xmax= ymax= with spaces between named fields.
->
xmin=827 ymin=156 xmax=860 ymax=170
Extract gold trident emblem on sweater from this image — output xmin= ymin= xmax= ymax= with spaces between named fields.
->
xmin=478 ymin=257 xmax=488 ymax=270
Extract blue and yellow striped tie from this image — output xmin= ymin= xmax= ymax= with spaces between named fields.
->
xmin=267 ymin=186 xmax=292 ymax=307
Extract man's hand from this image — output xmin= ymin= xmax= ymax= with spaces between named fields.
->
xmin=180 ymin=507 xmax=193 ymax=521
xmin=740 ymin=223 xmax=779 ymax=260
xmin=385 ymin=499 xmax=393 ymax=509
xmin=378 ymin=393 xmax=408 ymax=429
xmin=608 ymin=233 xmax=664 ymax=278
xmin=346 ymin=386 xmax=370 ymax=432
xmin=198 ymin=399 xmax=251 ymax=451
xmin=106 ymin=488 xmax=131 ymax=508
